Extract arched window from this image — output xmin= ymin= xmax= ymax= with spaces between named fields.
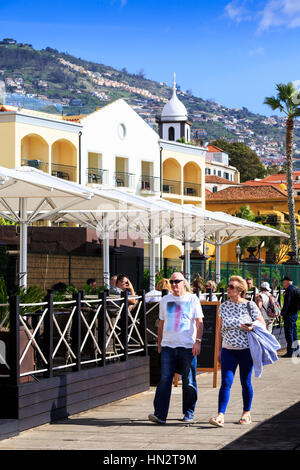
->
xmin=168 ymin=126 xmax=175 ymax=141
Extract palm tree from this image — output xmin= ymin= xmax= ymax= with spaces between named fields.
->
xmin=264 ymin=83 xmax=300 ymax=262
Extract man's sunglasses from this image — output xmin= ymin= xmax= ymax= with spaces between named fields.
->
xmin=170 ymin=279 xmax=184 ymax=285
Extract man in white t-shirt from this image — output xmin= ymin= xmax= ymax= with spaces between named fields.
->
xmin=148 ymin=272 xmax=204 ymax=425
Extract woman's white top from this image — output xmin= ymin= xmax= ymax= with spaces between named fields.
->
xmin=219 ymin=300 xmax=260 ymax=349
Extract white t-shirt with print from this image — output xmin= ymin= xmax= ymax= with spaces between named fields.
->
xmin=159 ymin=292 xmax=204 ymax=349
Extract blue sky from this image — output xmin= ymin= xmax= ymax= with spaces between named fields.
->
xmin=1 ymin=0 xmax=300 ymax=115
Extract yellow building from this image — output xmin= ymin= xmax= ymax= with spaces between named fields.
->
xmin=160 ymin=139 xmax=206 ymax=267
xmin=206 ymin=184 xmax=300 ymax=263
xmin=156 ymin=77 xmax=206 ymax=268
xmin=0 ymin=105 xmax=82 ymax=182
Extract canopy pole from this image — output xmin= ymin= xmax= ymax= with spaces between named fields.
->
xmin=19 ymin=198 xmax=28 ymax=289
xmin=215 ymin=232 xmax=221 ymax=285
xmin=149 ymin=238 xmax=156 ymax=291
xmin=103 ymin=232 xmax=110 ymax=290
xmin=184 ymin=241 xmax=191 ymax=285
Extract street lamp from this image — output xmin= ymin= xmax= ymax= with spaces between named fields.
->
xmin=258 ymin=240 xmax=265 ymax=260
xmin=235 ymin=243 xmax=241 ymax=265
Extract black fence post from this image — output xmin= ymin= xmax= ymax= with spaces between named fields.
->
xmin=98 ymin=291 xmax=107 ymax=367
xmin=44 ymin=293 xmax=53 ymax=378
xmin=207 ymin=288 xmax=212 ymax=301
xmin=120 ymin=290 xmax=128 ymax=361
xmin=162 ymin=289 xmax=169 ymax=297
xmin=9 ymin=295 xmax=20 ymax=386
xmin=278 ymin=286 xmax=282 ymax=307
xmin=72 ymin=291 xmax=82 ymax=371
xmin=138 ymin=289 xmax=147 ymax=357
xmin=220 ymin=287 xmax=225 ymax=303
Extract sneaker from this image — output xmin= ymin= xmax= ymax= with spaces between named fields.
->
xmin=182 ymin=415 xmax=194 ymax=423
xmin=148 ymin=413 xmax=166 ymax=424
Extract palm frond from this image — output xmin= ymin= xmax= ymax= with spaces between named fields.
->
xmin=264 ymin=96 xmax=284 ymax=111
xmin=276 ymin=82 xmax=295 ymax=101
xmin=292 ymin=108 xmax=300 ymax=118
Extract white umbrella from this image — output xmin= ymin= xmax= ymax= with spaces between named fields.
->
xmin=0 ymin=166 xmax=95 ymax=287
xmin=49 ymin=189 xmax=204 ymax=288
xmin=188 ymin=206 xmax=289 ymax=283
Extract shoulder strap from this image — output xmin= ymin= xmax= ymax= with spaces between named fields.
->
xmin=246 ymin=301 xmax=255 ymax=321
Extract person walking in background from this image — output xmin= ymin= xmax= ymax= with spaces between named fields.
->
xmin=148 ymin=272 xmax=204 ymax=424
xmin=245 ymin=278 xmax=257 ymax=300
xmin=209 ymin=276 xmax=265 ymax=428
xmin=281 ymin=276 xmax=299 ymax=358
xmin=255 ymin=282 xmax=275 ymax=333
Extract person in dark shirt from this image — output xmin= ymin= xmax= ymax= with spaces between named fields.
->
xmin=281 ymin=276 xmax=299 ymax=357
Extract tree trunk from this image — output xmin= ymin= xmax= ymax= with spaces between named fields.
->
xmin=286 ymin=116 xmax=298 ymax=259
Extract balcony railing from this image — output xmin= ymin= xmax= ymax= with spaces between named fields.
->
xmin=183 ymin=182 xmax=201 ymax=197
xmin=115 ymin=171 xmax=135 ymax=188
xmin=140 ymin=175 xmax=160 ymax=192
xmin=87 ymin=168 xmax=109 ymax=185
xmin=21 ymin=159 xmax=49 ymax=173
xmin=51 ymin=163 xmax=76 ymax=182
xmin=162 ymin=178 xmax=181 ymax=195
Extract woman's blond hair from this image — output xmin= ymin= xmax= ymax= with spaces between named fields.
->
xmin=156 ymin=278 xmax=171 ymax=291
xmin=206 ymin=280 xmax=217 ymax=292
xmin=229 ymin=275 xmax=248 ymax=297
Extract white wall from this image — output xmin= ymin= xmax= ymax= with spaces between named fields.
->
xmin=80 ymin=99 xmax=160 ymax=193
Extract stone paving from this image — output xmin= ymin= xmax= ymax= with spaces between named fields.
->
xmin=0 ymin=349 xmax=299 ymax=452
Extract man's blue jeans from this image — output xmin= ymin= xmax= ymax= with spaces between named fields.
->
xmin=283 ymin=313 xmax=299 ymax=354
xmin=153 ymin=346 xmax=198 ymax=421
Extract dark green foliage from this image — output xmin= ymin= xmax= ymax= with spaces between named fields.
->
xmin=211 ymin=139 xmax=266 ymax=182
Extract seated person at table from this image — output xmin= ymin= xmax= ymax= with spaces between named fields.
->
xmin=110 ymin=275 xmax=117 ymax=290
xmin=203 ymin=280 xmax=218 ymax=301
xmin=192 ymin=276 xmax=204 ymax=294
xmin=87 ymin=278 xmax=97 ymax=288
xmin=110 ymin=274 xmax=136 ymax=305
xmin=145 ymin=278 xmax=171 ymax=303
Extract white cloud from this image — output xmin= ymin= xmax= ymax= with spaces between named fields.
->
xmin=224 ymin=0 xmax=300 ymax=31
xmin=224 ymin=1 xmax=253 ymax=22
xmin=249 ymin=47 xmax=264 ymax=55
xmin=258 ymin=0 xmax=300 ymax=31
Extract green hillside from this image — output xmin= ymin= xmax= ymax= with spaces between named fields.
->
xmin=0 ymin=39 xmax=298 ymax=159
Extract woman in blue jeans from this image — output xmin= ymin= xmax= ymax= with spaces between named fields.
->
xmin=209 ymin=276 xmax=265 ymax=427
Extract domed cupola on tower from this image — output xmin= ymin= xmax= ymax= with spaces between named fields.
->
xmin=157 ymin=73 xmax=191 ymax=142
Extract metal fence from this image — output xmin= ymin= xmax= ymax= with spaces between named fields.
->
xmin=207 ymin=261 xmax=300 ymax=289
xmin=0 ymin=290 xmax=147 ymax=384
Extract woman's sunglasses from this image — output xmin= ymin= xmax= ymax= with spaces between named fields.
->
xmin=170 ymin=279 xmax=184 ymax=285
xmin=227 ymin=284 xmax=236 ymax=289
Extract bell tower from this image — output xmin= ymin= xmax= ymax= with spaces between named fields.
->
xmin=157 ymin=73 xmax=191 ymax=142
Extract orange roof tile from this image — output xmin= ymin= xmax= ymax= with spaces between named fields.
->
xmin=206 ymin=184 xmax=288 ymax=202
xmin=244 ymin=172 xmax=300 ymax=186
xmin=62 ymin=115 xmax=87 ymax=122
xmin=0 ymin=105 xmax=13 ymax=112
xmin=205 ymin=175 xmax=240 ymax=185
xmin=206 ymin=144 xmax=225 ymax=153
